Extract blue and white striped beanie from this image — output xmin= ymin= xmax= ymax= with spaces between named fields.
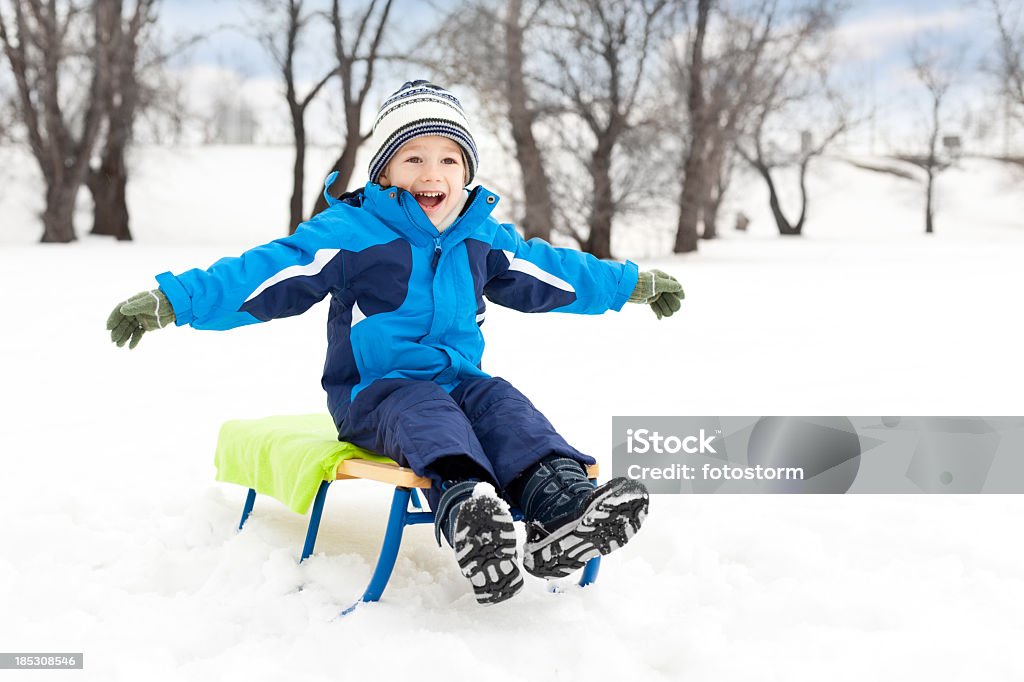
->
xmin=367 ymin=80 xmax=479 ymax=186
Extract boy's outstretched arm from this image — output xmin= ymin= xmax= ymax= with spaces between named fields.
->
xmin=484 ymin=222 xmax=684 ymax=319
xmin=105 ymin=207 xmax=355 ymax=349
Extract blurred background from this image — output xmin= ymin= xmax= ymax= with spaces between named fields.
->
xmin=1 ymin=0 xmax=1022 ymax=256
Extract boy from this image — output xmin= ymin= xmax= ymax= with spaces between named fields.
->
xmin=106 ymin=81 xmax=683 ymax=605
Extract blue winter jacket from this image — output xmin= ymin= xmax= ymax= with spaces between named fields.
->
xmin=155 ymin=181 xmax=639 ymax=424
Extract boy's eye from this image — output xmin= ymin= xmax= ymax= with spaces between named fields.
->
xmin=442 ymin=157 xmax=459 ymax=165
xmin=405 ymin=156 xmax=422 ymax=163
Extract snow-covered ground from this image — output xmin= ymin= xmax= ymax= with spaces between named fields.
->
xmin=2 ymin=145 xmax=1024 ymax=681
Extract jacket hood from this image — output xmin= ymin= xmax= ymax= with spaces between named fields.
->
xmin=360 ymin=181 xmax=501 ymax=247
xmin=321 ymin=173 xmax=500 ymax=247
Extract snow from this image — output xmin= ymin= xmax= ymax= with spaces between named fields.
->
xmin=471 ymin=481 xmax=509 ymax=516
xmin=2 ymin=144 xmax=1024 ymax=681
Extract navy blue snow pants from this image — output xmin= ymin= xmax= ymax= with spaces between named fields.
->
xmin=335 ymin=377 xmax=596 ymax=511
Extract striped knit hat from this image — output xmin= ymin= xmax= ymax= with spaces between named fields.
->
xmin=367 ymin=80 xmax=479 ymax=186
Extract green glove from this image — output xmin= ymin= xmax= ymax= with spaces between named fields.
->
xmin=629 ymin=269 xmax=684 ymax=320
xmin=106 ymin=289 xmax=176 ymax=349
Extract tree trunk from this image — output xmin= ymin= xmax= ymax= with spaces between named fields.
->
xmin=702 ymin=188 xmax=721 ymax=239
xmin=756 ymin=162 xmax=799 ymax=235
xmin=310 ymin=124 xmax=361 ymax=218
xmin=513 ymin=130 xmax=555 ymax=242
xmin=700 ymin=136 xmax=730 ymax=240
xmin=585 ymin=144 xmax=614 ymax=258
xmin=41 ymin=185 xmax=78 ymax=243
xmin=88 ymin=0 xmax=151 ymax=242
xmin=925 ymin=168 xmax=935 ymax=234
xmin=289 ymin=109 xmax=306 ymax=234
xmin=673 ymin=0 xmax=712 ymax=254
xmin=925 ymin=99 xmax=939 ymax=235
xmin=675 ymin=155 xmax=705 ymax=251
xmin=90 ymin=171 xmax=130 ymax=240
xmin=87 ymin=147 xmax=131 ymax=240
xmin=505 ymin=0 xmax=553 ymax=241
xmin=792 ymin=157 xmax=811 ymax=235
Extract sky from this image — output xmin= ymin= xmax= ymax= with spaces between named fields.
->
xmin=156 ymin=0 xmax=993 ymax=81
xmin=156 ymin=0 xmax=434 ymax=78
xmin=149 ymin=0 xmax=1015 ymax=154
xmin=830 ymin=0 xmax=1002 ymax=152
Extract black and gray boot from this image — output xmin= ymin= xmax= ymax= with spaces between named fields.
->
xmin=434 ymin=480 xmax=524 ymax=604
xmin=513 ymin=456 xmax=649 ymax=580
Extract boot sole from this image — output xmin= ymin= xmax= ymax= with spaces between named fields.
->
xmin=523 ymin=478 xmax=649 ymax=580
xmin=453 ymin=495 xmax=524 ymax=604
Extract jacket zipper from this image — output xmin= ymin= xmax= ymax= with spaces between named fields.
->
xmin=396 ymin=186 xmax=484 ymax=252
xmin=431 ymin=236 xmax=442 ymax=270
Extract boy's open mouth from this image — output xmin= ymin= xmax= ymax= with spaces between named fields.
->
xmin=414 ymin=191 xmax=446 ymax=211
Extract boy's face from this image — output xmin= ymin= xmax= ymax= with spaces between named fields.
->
xmin=378 ymin=135 xmax=467 ymax=227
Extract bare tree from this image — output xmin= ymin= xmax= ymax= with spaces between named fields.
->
xmin=905 ymin=37 xmax=957 ymax=235
xmin=501 ymin=0 xmax=556 ymax=241
xmin=739 ymin=95 xmax=847 ymax=235
xmin=699 ymin=60 xmax=759 ymax=239
xmin=134 ymin=57 xmax=189 ymax=145
xmin=0 ymin=83 xmax=14 ymax=143
xmin=673 ymin=0 xmax=711 ymax=253
xmin=308 ymin=0 xmax=394 ymax=218
xmin=427 ymin=0 xmax=556 ymax=240
xmin=733 ymin=1 xmax=847 ymax=236
xmin=86 ymin=0 xmax=158 ymax=241
xmin=671 ymin=0 xmax=780 ymax=245
xmin=255 ymin=0 xmax=339 ymax=234
xmin=700 ymin=116 xmax=739 ymax=238
xmin=0 ymin=0 xmax=112 ymax=242
xmin=989 ymin=0 xmax=1024 ymax=119
xmin=536 ymin=0 xmax=674 ymax=258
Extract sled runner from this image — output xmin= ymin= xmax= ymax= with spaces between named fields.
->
xmin=215 ymin=414 xmax=602 ymax=610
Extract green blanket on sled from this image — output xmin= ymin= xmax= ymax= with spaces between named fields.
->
xmin=214 ymin=414 xmax=395 ymax=514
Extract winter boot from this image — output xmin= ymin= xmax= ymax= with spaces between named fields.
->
xmin=513 ymin=455 xmax=650 ymax=579
xmin=434 ymin=480 xmax=523 ymax=604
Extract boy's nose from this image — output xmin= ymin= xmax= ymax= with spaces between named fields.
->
xmin=419 ymin=162 xmax=444 ymax=180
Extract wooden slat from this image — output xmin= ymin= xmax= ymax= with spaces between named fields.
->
xmin=335 ymin=459 xmax=600 ymax=488
xmin=335 ymin=459 xmax=432 ymax=488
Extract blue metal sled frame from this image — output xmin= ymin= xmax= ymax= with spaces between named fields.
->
xmin=237 ymin=479 xmax=602 ymax=612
